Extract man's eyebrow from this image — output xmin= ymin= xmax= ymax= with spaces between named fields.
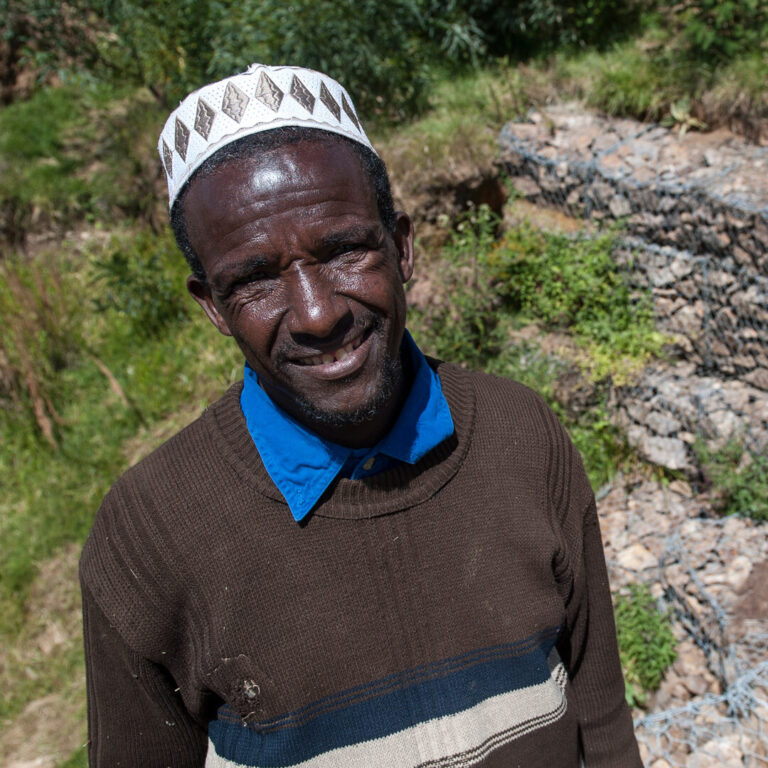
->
xmin=210 ymin=256 xmax=270 ymax=291
xmin=317 ymin=225 xmax=383 ymax=251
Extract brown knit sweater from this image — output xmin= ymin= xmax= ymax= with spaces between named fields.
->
xmin=80 ymin=361 xmax=641 ymax=767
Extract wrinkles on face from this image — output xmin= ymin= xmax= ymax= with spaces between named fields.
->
xmin=184 ymin=139 xmax=414 ymax=446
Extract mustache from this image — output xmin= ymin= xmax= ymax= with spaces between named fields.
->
xmin=274 ymin=313 xmax=381 ymax=364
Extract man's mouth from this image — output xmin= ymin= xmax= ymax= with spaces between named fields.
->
xmin=296 ymin=331 xmax=367 ymax=366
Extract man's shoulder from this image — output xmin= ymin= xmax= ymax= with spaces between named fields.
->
xmin=117 ymin=381 xmax=244 ymax=493
xmin=83 ymin=382 xmax=248 ymax=557
xmin=432 ymin=358 xmax=576 ymax=466
xmin=431 ymin=357 xmax=553 ymax=420
xmin=79 ymin=381 xmax=249 ymax=619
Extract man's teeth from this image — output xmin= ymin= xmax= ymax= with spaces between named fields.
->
xmin=304 ymin=338 xmax=362 ymax=366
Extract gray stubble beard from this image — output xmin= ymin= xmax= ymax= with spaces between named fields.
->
xmin=293 ymin=345 xmax=404 ymax=431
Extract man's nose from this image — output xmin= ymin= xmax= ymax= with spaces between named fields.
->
xmin=286 ymin=265 xmax=350 ymax=341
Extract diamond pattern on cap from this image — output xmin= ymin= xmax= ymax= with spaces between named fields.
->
xmin=319 ymin=82 xmax=341 ymax=121
xmin=290 ymin=75 xmax=315 ymax=114
xmin=174 ymin=118 xmax=190 ymax=160
xmin=254 ymin=71 xmax=284 ymax=112
xmin=160 ymin=65 xmax=377 ymax=210
xmin=162 ymin=140 xmax=173 ymax=178
xmin=222 ymin=82 xmax=249 ymax=123
xmin=341 ymin=93 xmax=360 ymax=130
xmin=194 ymin=98 xmax=216 ymax=139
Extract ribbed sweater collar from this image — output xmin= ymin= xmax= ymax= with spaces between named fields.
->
xmin=207 ymin=359 xmax=475 ymax=520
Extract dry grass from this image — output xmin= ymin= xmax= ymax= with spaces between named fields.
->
xmin=0 ymin=544 xmax=86 ymax=768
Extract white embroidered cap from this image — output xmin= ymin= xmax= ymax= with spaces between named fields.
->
xmin=158 ymin=64 xmax=376 ymax=209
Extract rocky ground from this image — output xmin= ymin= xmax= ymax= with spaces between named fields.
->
xmin=613 ymin=360 xmax=768 ymax=474
xmin=598 ymin=473 xmax=768 ymax=766
xmin=499 ymin=104 xmax=768 ymax=393
xmin=500 ymin=106 xmax=768 ymax=764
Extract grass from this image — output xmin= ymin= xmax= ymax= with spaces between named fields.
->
xmin=551 ymin=40 xmax=684 ymax=123
xmin=548 ymin=17 xmax=768 ymax=135
xmin=0 ymin=231 xmax=242 ymax=754
xmin=0 ymin=229 xmax=242 ymax=645
xmin=0 ymin=85 xmax=95 ymax=242
xmin=0 ymin=81 xmax=166 ymax=245
xmin=0 ymin=544 xmax=85 ymax=748
xmin=408 ymin=205 xmax=648 ymax=489
xmin=376 ymin=62 xmax=548 ymax=225
xmin=614 ymin=584 xmax=677 ymax=708
xmin=696 ymin=439 xmax=768 ymax=521
xmin=59 ymin=748 xmax=89 ymax=768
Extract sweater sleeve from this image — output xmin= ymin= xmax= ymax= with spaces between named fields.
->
xmin=536 ymin=395 xmax=641 ymax=767
xmin=81 ymin=582 xmax=208 ymax=767
xmin=566 ymin=500 xmax=642 ymax=767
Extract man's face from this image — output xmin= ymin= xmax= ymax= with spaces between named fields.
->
xmin=184 ymin=139 xmax=414 ymax=446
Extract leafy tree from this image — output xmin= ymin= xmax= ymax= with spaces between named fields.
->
xmin=207 ymin=0 xmax=491 ymax=121
xmin=98 ymin=0 xmax=218 ymax=104
xmin=681 ymin=0 xmax=768 ymax=63
xmin=0 ymin=0 xmax=103 ymax=102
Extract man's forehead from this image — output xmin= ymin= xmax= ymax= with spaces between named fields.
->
xmin=158 ymin=64 xmax=377 ymax=211
xmin=184 ymin=140 xmax=380 ymax=258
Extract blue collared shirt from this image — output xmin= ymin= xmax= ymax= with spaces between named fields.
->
xmin=240 ymin=331 xmax=454 ymax=521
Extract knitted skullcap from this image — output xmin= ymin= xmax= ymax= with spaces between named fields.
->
xmin=158 ymin=64 xmax=376 ymax=209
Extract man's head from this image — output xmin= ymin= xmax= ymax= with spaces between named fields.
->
xmin=159 ymin=66 xmax=414 ymax=447
xmin=170 ymin=127 xmax=397 ymax=283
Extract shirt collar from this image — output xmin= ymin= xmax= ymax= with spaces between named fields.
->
xmin=240 ymin=331 xmax=454 ymax=521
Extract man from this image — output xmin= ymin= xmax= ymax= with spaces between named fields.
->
xmin=80 ymin=64 xmax=641 ymax=767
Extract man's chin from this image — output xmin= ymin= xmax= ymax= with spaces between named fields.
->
xmin=294 ymin=379 xmax=399 ymax=431
xmin=293 ymin=354 xmax=403 ymax=433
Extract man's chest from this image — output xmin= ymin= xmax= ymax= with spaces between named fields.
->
xmin=182 ymin=498 xmax=573 ymax=767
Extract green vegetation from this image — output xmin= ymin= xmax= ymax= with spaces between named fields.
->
xmin=6 ymin=1 xmax=765 ymax=138
xmin=696 ymin=439 xmax=768 ymax=522
xmin=614 ymin=584 xmax=677 ymax=708
xmin=0 ymin=230 xmax=241 ymax=640
xmin=93 ymin=229 xmax=189 ymax=338
xmin=409 ymin=205 xmax=646 ymax=489
xmin=58 ymin=748 xmax=88 ymax=768
xmin=0 ymin=82 xmax=167 ymax=245
xmin=412 ymin=206 xmax=665 ymax=378
xmin=488 ymin=222 xmax=666 ymax=380
xmin=0 ymin=85 xmax=97 ymax=243
xmin=553 ymin=3 xmax=768 ymax=134
xmin=5 ymin=0 xmax=646 ymax=117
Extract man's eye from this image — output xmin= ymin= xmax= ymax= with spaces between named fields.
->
xmin=238 ymin=271 xmax=269 ymax=286
xmin=332 ymin=243 xmax=366 ymax=258
xmin=225 ymin=272 xmax=270 ymax=297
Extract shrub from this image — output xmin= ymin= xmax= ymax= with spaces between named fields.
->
xmin=614 ymin=584 xmax=677 ymax=708
xmin=682 ymin=0 xmax=768 ymax=64
xmin=89 ymin=0 xmax=486 ymax=120
xmin=487 ymin=221 xmax=665 ymax=379
xmin=92 ymin=228 xmax=189 ymax=338
xmin=696 ymin=440 xmax=768 ymax=522
xmin=408 ymin=206 xmax=635 ymax=489
xmin=408 ymin=205 xmax=504 ymax=369
xmin=496 ymin=0 xmax=647 ymax=55
xmin=206 ymin=0 xmax=492 ymax=122
xmin=0 ymin=251 xmax=85 ymax=445
xmin=11 ymin=1 xmax=652 ymax=124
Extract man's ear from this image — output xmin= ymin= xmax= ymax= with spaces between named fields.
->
xmin=392 ymin=212 xmax=414 ymax=284
xmin=186 ymin=275 xmax=233 ymax=337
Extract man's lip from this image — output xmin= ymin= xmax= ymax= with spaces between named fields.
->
xmin=288 ymin=329 xmax=373 ymax=380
